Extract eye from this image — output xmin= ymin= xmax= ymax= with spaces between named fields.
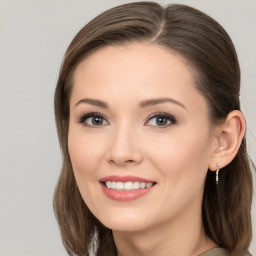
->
xmin=78 ymin=112 xmax=109 ymax=127
xmin=145 ymin=113 xmax=177 ymax=127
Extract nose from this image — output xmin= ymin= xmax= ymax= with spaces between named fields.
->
xmin=106 ymin=124 xmax=143 ymax=167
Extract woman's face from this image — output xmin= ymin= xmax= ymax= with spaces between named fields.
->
xmin=68 ymin=43 xmax=217 ymax=232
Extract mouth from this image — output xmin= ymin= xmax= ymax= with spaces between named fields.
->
xmin=102 ymin=181 xmax=155 ymax=190
xmin=99 ymin=175 xmax=156 ymax=201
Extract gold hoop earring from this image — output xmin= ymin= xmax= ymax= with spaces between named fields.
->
xmin=216 ymin=164 xmax=220 ymax=184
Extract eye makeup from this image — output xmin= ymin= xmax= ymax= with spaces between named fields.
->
xmin=77 ymin=111 xmax=177 ymax=129
xmin=145 ymin=112 xmax=177 ymax=128
xmin=78 ymin=112 xmax=109 ymax=127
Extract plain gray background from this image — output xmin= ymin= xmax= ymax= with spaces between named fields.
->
xmin=0 ymin=0 xmax=255 ymax=255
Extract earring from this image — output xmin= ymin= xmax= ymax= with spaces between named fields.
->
xmin=216 ymin=164 xmax=220 ymax=184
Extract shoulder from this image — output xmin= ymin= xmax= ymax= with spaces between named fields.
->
xmin=199 ymin=248 xmax=252 ymax=256
xmin=199 ymin=248 xmax=229 ymax=256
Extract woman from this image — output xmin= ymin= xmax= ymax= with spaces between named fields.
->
xmin=53 ymin=2 xmax=254 ymax=256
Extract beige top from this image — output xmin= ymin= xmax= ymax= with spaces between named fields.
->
xmin=200 ymin=248 xmax=228 ymax=256
xmin=200 ymin=248 xmax=252 ymax=256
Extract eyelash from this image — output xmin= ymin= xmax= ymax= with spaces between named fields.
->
xmin=146 ymin=112 xmax=177 ymax=128
xmin=78 ymin=112 xmax=177 ymax=128
xmin=78 ymin=112 xmax=109 ymax=127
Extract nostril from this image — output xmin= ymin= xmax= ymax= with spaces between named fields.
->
xmin=109 ymin=159 xmax=136 ymax=166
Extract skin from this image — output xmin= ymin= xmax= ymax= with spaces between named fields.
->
xmin=68 ymin=43 xmax=244 ymax=256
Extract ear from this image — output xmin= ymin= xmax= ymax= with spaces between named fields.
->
xmin=208 ymin=110 xmax=246 ymax=171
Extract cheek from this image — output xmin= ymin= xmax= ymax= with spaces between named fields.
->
xmin=67 ymin=128 xmax=106 ymax=210
xmin=68 ymin=128 xmax=104 ymax=177
xmin=147 ymin=127 xmax=212 ymax=182
xmin=145 ymin=128 xmax=212 ymax=218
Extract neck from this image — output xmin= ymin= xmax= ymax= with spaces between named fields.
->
xmin=113 ymin=204 xmax=216 ymax=256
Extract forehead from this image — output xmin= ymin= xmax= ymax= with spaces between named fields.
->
xmin=71 ymin=43 xmax=206 ymax=113
xmin=74 ymin=42 xmax=194 ymax=79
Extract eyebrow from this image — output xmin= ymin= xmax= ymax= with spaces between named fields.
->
xmin=140 ymin=98 xmax=186 ymax=109
xmin=75 ymin=98 xmax=109 ymax=109
xmin=74 ymin=97 xmax=186 ymax=110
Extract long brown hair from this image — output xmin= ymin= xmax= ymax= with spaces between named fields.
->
xmin=53 ymin=2 xmax=254 ymax=255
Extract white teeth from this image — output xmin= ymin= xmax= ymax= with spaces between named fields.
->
xmin=134 ymin=181 xmax=140 ymax=189
xmin=106 ymin=181 xmax=112 ymax=188
xmin=146 ymin=183 xmax=153 ymax=188
xmin=140 ymin=182 xmax=146 ymax=189
xmin=124 ymin=181 xmax=133 ymax=190
xmin=111 ymin=181 xmax=116 ymax=189
xmin=116 ymin=182 xmax=124 ymax=190
xmin=104 ymin=181 xmax=154 ymax=190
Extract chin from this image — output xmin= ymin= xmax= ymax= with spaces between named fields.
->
xmin=105 ymin=221 xmax=149 ymax=232
xmin=97 ymin=209 xmax=151 ymax=232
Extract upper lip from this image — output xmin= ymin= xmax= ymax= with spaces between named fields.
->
xmin=99 ymin=175 xmax=155 ymax=183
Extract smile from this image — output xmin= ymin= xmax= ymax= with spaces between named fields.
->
xmin=104 ymin=181 xmax=154 ymax=190
xmin=99 ymin=175 xmax=156 ymax=201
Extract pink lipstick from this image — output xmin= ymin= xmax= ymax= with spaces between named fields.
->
xmin=99 ymin=175 xmax=156 ymax=201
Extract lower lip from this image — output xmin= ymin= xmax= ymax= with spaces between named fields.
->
xmin=101 ymin=183 xmax=154 ymax=201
